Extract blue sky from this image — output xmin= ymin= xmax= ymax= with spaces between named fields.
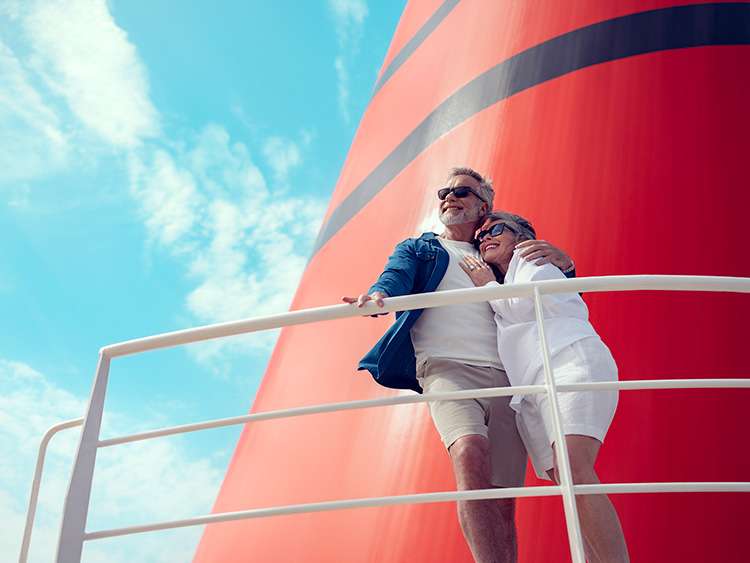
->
xmin=0 ymin=1 xmax=404 ymax=560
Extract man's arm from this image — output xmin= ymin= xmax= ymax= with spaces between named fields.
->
xmin=514 ymin=239 xmax=576 ymax=278
xmin=342 ymin=240 xmax=419 ymax=311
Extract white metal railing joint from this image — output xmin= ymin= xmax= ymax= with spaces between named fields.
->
xmin=20 ymin=418 xmax=84 ymax=563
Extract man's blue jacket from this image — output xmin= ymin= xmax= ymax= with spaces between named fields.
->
xmin=358 ymin=232 xmax=576 ymax=394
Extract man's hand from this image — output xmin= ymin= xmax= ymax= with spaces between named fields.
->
xmin=459 ymin=256 xmax=497 ymax=287
xmin=515 ymin=239 xmax=573 ymax=271
xmin=342 ymin=291 xmax=388 ymax=316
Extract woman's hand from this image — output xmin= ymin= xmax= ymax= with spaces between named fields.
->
xmin=459 ymin=256 xmax=497 ymax=287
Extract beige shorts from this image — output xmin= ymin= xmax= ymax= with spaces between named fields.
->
xmin=417 ymin=358 xmax=527 ymax=488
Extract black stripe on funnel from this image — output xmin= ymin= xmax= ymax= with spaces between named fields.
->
xmin=313 ymin=3 xmax=750 ymax=256
xmin=372 ymin=0 xmax=461 ymax=96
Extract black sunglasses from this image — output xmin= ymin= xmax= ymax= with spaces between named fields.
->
xmin=476 ymin=222 xmax=518 ymax=242
xmin=437 ymin=185 xmax=483 ymax=201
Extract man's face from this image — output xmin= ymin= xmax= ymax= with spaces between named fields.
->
xmin=438 ymin=174 xmax=487 ymax=226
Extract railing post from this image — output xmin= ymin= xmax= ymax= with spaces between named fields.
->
xmin=533 ymin=286 xmax=586 ymax=563
xmin=19 ymin=418 xmax=84 ymax=563
xmin=56 ymin=353 xmax=111 ymax=563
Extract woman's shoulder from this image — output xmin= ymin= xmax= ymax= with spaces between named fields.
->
xmin=508 ymin=248 xmax=566 ymax=283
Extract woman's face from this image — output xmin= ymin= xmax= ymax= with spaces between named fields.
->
xmin=477 ymin=219 xmax=518 ymax=273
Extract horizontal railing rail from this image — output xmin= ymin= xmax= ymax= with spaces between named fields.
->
xmin=100 ymin=275 xmax=750 ymax=358
xmin=50 ymin=275 xmax=750 ymax=563
xmin=83 ymin=481 xmax=750 ymax=541
xmin=96 ymin=378 xmax=750 ymax=448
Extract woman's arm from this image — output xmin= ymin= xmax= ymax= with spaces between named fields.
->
xmin=502 ymin=252 xmax=580 ymax=319
xmin=458 ymin=257 xmax=507 ymax=313
xmin=458 ymin=255 xmax=497 ymax=286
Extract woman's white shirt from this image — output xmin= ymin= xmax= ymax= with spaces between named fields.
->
xmin=486 ymin=249 xmax=598 ymax=391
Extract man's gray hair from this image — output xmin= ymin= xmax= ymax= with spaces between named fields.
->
xmin=447 ymin=166 xmax=495 ymax=206
xmin=484 ymin=211 xmax=536 ymax=241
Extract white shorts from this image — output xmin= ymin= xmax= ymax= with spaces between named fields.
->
xmin=515 ymin=336 xmax=619 ymax=479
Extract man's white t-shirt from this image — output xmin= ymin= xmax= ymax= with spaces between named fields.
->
xmin=410 ymin=237 xmax=503 ymax=369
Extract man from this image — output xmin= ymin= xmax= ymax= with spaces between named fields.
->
xmin=343 ymin=167 xmax=575 ymax=563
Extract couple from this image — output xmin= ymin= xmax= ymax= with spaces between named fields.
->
xmin=344 ymin=167 xmax=628 ymax=563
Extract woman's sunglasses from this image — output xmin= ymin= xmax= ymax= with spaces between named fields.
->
xmin=476 ymin=222 xmax=518 ymax=242
xmin=437 ymin=186 xmax=483 ymax=201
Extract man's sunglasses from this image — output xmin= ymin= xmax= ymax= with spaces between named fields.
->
xmin=476 ymin=222 xmax=518 ymax=242
xmin=437 ymin=186 xmax=483 ymax=201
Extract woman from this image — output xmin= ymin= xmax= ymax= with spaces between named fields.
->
xmin=459 ymin=211 xmax=629 ymax=563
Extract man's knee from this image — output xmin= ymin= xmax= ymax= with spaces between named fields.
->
xmin=450 ymin=435 xmax=490 ymax=464
xmin=449 ymin=434 xmax=491 ymax=488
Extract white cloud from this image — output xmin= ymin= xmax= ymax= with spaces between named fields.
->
xmin=0 ymin=0 xmax=159 ymax=186
xmin=327 ymin=0 xmax=368 ymax=122
xmin=23 ymin=0 xmax=159 ymax=147
xmin=328 ymin=0 xmax=368 ymax=45
xmin=0 ymin=40 xmax=68 ymax=184
xmin=187 ymin=124 xmax=267 ymax=200
xmin=0 ymin=0 xmax=21 ymax=19
xmin=128 ymin=150 xmax=202 ymax=250
xmin=0 ymin=358 xmax=224 ymax=563
xmin=129 ymin=125 xmax=326 ymax=362
xmin=333 ymin=56 xmax=350 ymax=123
xmin=262 ymin=136 xmax=301 ymax=184
xmin=3 ymin=0 xmax=325 ymax=368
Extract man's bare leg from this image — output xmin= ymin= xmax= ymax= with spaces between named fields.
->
xmin=450 ymin=434 xmax=517 ymax=563
xmin=549 ymin=435 xmax=629 ymax=563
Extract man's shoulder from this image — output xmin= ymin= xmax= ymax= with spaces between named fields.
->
xmin=395 ymin=232 xmax=439 ymax=248
xmin=386 ymin=233 xmax=444 ymax=267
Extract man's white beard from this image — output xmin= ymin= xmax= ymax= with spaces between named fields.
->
xmin=439 ymin=206 xmax=483 ymax=226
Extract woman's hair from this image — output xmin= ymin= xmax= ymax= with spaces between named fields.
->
xmin=474 ymin=212 xmax=536 ymax=284
xmin=481 ymin=211 xmax=537 ymax=242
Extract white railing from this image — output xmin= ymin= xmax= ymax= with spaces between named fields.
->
xmin=19 ymin=418 xmax=83 ymax=563
xmin=20 ymin=275 xmax=750 ymax=563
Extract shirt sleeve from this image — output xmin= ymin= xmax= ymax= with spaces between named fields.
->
xmin=501 ymin=254 xmax=570 ymax=320
xmin=368 ymin=239 xmax=419 ymax=298
xmin=516 ymin=258 xmax=567 ymax=284
xmin=484 ymin=281 xmax=505 ymax=314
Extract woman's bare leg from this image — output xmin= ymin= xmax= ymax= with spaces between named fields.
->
xmin=549 ymin=435 xmax=629 ymax=563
